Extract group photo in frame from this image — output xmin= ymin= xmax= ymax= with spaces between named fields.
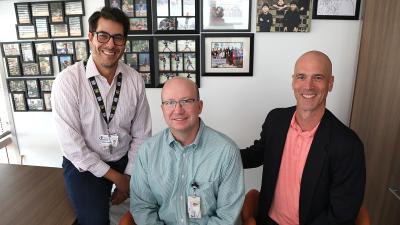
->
xmin=14 ymin=3 xmax=32 ymax=24
xmin=202 ymin=33 xmax=254 ymax=76
xmin=105 ymin=0 xmax=152 ymax=34
xmin=27 ymin=98 xmax=44 ymax=111
xmin=256 ymin=0 xmax=312 ymax=32
xmin=202 ymin=0 xmax=251 ymax=31
xmin=8 ymin=79 xmax=26 ymax=92
xmin=313 ymin=0 xmax=361 ymax=20
xmin=35 ymin=41 xmax=54 ymax=55
xmin=54 ymin=41 xmax=74 ymax=55
xmin=153 ymin=0 xmax=199 ymax=34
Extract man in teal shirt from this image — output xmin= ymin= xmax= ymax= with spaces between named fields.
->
xmin=131 ymin=77 xmax=244 ymax=225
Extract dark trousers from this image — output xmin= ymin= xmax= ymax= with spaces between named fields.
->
xmin=62 ymin=155 xmax=128 ymax=225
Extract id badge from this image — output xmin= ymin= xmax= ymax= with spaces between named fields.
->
xmin=110 ymin=134 xmax=119 ymax=147
xmin=188 ymin=195 xmax=201 ymax=219
xmin=99 ymin=134 xmax=111 ymax=150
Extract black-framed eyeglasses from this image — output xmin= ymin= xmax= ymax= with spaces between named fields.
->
xmin=92 ymin=31 xmax=125 ymax=46
xmin=162 ymin=98 xmax=197 ymax=109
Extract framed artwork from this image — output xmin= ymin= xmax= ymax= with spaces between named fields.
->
xmin=1 ymin=43 xmax=21 ymax=56
xmin=202 ymin=0 xmax=251 ymax=31
xmin=51 ymin=24 xmax=69 ymax=38
xmin=11 ymin=92 xmax=27 ymax=111
xmin=74 ymin=40 xmax=89 ymax=61
xmin=14 ymin=3 xmax=32 ymax=24
xmin=202 ymin=33 xmax=254 ymax=76
xmin=34 ymin=17 xmax=50 ymax=39
xmin=25 ymin=79 xmax=40 ymax=98
xmin=50 ymin=2 xmax=65 ymax=23
xmin=22 ymin=62 xmax=40 ymax=76
xmin=20 ymin=42 xmax=35 ymax=62
xmin=154 ymin=36 xmax=200 ymax=87
xmin=153 ymin=0 xmax=199 ymax=34
xmin=125 ymin=36 xmax=154 ymax=87
xmin=55 ymin=41 xmax=74 ymax=55
xmin=5 ymin=57 xmax=22 ymax=77
xmin=16 ymin=25 xmax=36 ymax=39
xmin=313 ymin=0 xmax=361 ymax=20
xmin=58 ymin=55 xmax=74 ymax=71
xmin=31 ymin=2 xmax=50 ymax=17
xmin=35 ymin=41 xmax=54 ymax=55
xmin=8 ymin=79 xmax=26 ymax=92
xmin=68 ymin=16 xmax=83 ymax=37
xmin=38 ymin=56 xmax=53 ymax=75
xmin=42 ymin=92 xmax=52 ymax=111
xmin=40 ymin=79 xmax=55 ymax=92
xmin=27 ymin=98 xmax=44 ymax=111
xmin=65 ymin=0 xmax=85 ymax=16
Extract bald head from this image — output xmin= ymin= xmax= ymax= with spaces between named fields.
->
xmin=295 ymin=51 xmax=332 ymax=76
xmin=161 ymin=77 xmax=200 ymax=101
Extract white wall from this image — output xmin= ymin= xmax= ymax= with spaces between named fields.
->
xmin=0 ymin=0 xmax=362 ymax=191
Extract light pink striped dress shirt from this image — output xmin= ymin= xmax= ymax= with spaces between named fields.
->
xmin=52 ymin=56 xmax=152 ymax=177
xmin=269 ymin=113 xmax=319 ymax=225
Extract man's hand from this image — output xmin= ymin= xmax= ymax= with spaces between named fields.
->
xmin=104 ymin=169 xmax=131 ymax=205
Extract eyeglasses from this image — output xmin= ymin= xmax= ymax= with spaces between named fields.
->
xmin=92 ymin=31 xmax=125 ymax=46
xmin=162 ymin=98 xmax=197 ymax=109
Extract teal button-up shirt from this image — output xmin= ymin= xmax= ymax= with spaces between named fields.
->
xmin=131 ymin=120 xmax=244 ymax=225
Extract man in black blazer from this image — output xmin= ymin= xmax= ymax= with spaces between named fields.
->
xmin=241 ymin=51 xmax=366 ymax=225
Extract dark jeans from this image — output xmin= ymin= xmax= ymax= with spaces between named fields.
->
xmin=62 ymin=155 xmax=128 ymax=225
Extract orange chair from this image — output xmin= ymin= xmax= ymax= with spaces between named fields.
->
xmin=118 ymin=211 xmax=136 ymax=225
xmin=241 ymin=189 xmax=370 ymax=225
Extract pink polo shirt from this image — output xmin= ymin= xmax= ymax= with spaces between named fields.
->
xmin=268 ymin=113 xmax=320 ymax=225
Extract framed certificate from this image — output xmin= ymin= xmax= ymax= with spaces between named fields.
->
xmin=14 ymin=3 xmax=32 ymax=24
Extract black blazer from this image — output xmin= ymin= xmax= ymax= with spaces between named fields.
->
xmin=241 ymin=107 xmax=366 ymax=225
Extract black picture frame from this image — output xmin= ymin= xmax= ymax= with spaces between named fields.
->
xmin=5 ymin=57 xmax=22 ymax=77
xmin=68 ymin=16 xmax=83 ymax=37
xmin=50 ymin=2 xmax=65 ymax=23
xmin=34 ymin=41 xmax=54 ymax=55
xmin=58 ymin=54 xmax=74 ymax=71
xmin=65 ymin=0 xmax=85 ymax=16
xmin=8 ymin=79 xmax=26 ymax=92
xmin=42 ymin=91 xmax=52 ymax=111
xmin=201 ymin=0 xmax=251 ymax=32
xmin=27 ymin=98 xmax=44 ymax=111
xmin=16 ymin=25 xmax=36 ymax=40
xmin=31 ymin=2 xmax=50 ymax=17
xmin=34 ymin=17 xmax=51 ymax=39
xmin=20 ymin=42 xmax=35 ymax=62
xmin=11 ymin=92 xmax=28 ymax=111
xmin=51 ymin=24 xmax=69 ymax=38
xmin=39 ymin=78 xmax=55 ymax=92
xmin=313 ymin=0 xmax=361 ymax=20
xmin=154 ymin=35 xmax=200 ymax=87
xmin=153 ymin=0 xmax=199 ymax=34
xmin=38 ymin=56 xmax=53 ymax=76
xmin=22 ymin=62 xmax=40 ymax=76
xmin=25 ymin=79 xmax=40 ymax=98
xmin=1 ymin=42 xmax=21 ymax=57
xmin=14 ymin=3 xmax=32 ymax=24
xmin=201 ymin=33 xmax=254 ymax=76
xmin=73 ymin=40 xmax=89 ymax=61
xmin=54 ymin=40 xmax=75 ymax=55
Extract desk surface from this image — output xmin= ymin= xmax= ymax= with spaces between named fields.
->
xmin=0 ymin=164 xmax=76 ymax=225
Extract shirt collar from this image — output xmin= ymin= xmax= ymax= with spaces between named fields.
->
xmin=290 ymin=112 xmax=320 ymax=138
xmin=167 ymin=119 xmax=205 ymax=150
xmin=85 ymin=55 xmax=123 ymax=79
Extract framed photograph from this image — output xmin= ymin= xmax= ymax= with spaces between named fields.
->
xmin=154 ymin=36 xmax=200 ymax=87
xmin=31 ymin=2 xmax=49 ymax=17
xmin=126 ymin=36 xmax=154 ymax=87
xmin=74 ymin=40 xmax=89 ymax=61
xmin=55 ymin=41 xmax=74 ymax=55
xmin=153 ymin=0 xmax=199 ymax=34
xmin=65 ymin=0 xmax=85 ymax=16
xmin=2 ymin=43 xmax=21 ymax=56
xmin=14 ymin=3 xmax=32 ymax=24
xmin=38 ymin=56 xmax=53 ymax=75
xmin=16 ymin=25 xmax=36 ymax=39
xmin=11 ymin=92 xmax=27 ymax=111
xmin=22 ymin=62 xmax=40 ymax=76
xmin=202 ymin=33 xmax=254 ymax=76
xmin=40 ymin=79 xmax=55 ymax=92
xmin=107 ymin=0 xmax=122 ymax=9
xmin=58 ymin=55 xmax=74 ymax=71
xmin=202 ymin=0 xmax=251 ymax=31
xmin=8 ymin=79 xmax=26 ymax=92
xmin=20 ymin=42 xmax=35 ymax=62
xmin=125 ymin=53 xmax=139 ymax=70
xmin=68 ymin=16 xmax=83 ymax=37
xmin=51 ymin=24 xmax=69 ymax=38
xmin=122 ymin=0 xmax=134 ymax=17
xmin=42 ymin=92 xmax=52 ymax=111
xmin=27 ymin=98 xmax=44 ymax=111
xmin=35 ymin=41 xmax=54 ymax=55
xmin=25 ymin=79 xmax=40 ymax=98
xmin=35 ymin=17 xmax=50 ymax=38
xmin=313 ymin=0 xmax=361 ymax=20
xmin=5 ymin=57 xmax=22 ymax=77
xmin=50 ymin=2 xmax=65 ymax=23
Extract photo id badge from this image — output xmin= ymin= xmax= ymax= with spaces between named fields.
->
xmin=110 ymin=134 xmax=119 ymax=147
xmin=188 ymin=195 xmax=201 ymax=219
xmin=99 ymin=134 xmax=111 ymax=150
